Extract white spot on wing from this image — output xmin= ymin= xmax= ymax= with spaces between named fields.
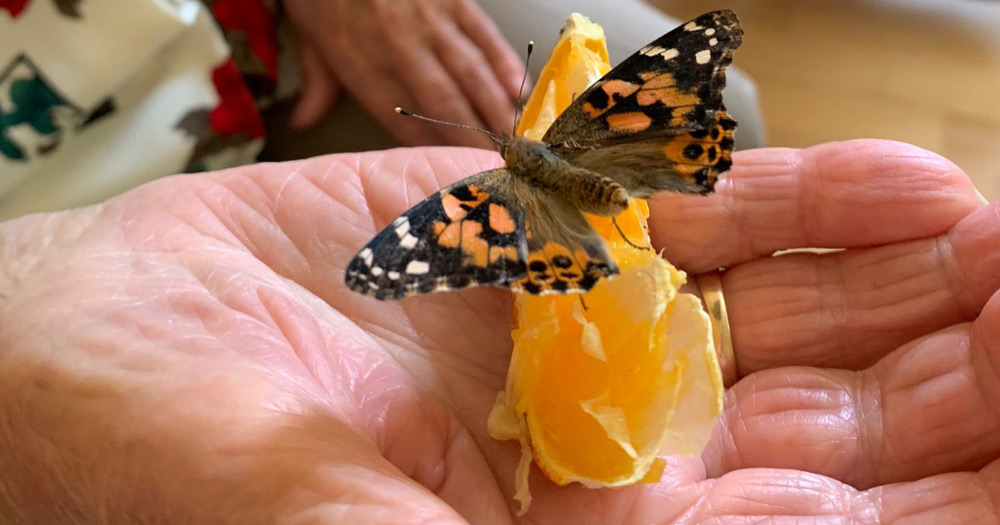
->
xmin=705 ymin=28 xmax=716 ymax=36
xmin=394 ymin=218 xmax=410 ymax=238
xmin=684 ymin=22 xmax=703 ymax=31
xmin=388 ymin=271 xmax=400 ymax=280
xmin=359 ymin=248 xmax=373 ymax=267
xmin=660 ymin=48 xmax=679 ymax=60
xmin=406 ymin=260 xmax=430 ymax=275
xmin=709 ymin=38 xmax=718 ymax=46
xmin=400 ymin=233 xmax=419 ymax=249
xmin=695 ymin=49 xmax=712 ymax=64
xmin=642 ymin=45 xmax=665 ymax=57
xmin=392 ymin=216 xmax=407 ymax=226
xmin=370 ymin=266 xmax=383 ymax=277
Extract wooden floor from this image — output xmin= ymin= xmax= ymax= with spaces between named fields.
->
xmin=651 ymin=0 xmax=1000 ymax=200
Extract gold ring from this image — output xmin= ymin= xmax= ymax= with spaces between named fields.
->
xmin=697 ymin=270 xmax=738 ymax=387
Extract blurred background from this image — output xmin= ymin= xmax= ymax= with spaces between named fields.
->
xmin=653 ymin=0 xmax=1000 ymax=199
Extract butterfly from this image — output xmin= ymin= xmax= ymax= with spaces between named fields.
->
xmin=346 ymin=10 xmax=742 ymax=300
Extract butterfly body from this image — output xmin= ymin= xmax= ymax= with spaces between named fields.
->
xmin=346 ymin=10 xmax=743 ymax=300
xmin=502 ymin=134 xmax=631 ymax=217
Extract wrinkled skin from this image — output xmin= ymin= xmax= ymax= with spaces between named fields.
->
xmin=283 ymin=0 xmax=526 ymax=149
xmin=2 ymin=140 xmax=1000 ymax=524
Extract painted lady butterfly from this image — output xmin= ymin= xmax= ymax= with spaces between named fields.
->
xmin=346 ymin=10 xmax=742 ymax=300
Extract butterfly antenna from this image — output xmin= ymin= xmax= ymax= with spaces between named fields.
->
xmin=395 ymin=107 xmax=501 ymax=144
xmin=512 ymin=40 xmax=534 ymax=135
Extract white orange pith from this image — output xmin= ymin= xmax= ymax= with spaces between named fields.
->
xmin=486 ymin=14 xmax=724 ymax=514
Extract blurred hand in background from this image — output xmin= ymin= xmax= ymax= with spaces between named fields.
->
xmin=283 ymin=0 xmax=528 ymax=149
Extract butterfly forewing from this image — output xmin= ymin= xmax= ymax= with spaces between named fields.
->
xmin=345 ymin=169 xmax=619 ymax=299
xmin=345 ymin=170 xmax=528 ymax=299
xmin=543 ymin=10 xmax=742 ymax=148
xmin=541 ymin=10 xmax=742 ymax=196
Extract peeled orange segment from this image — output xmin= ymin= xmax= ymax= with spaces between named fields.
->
xmin=487 ymin=13 xmax=724 ymax=514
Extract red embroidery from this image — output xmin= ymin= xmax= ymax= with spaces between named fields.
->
xmin=211 ymin=0 xmax=277 ymax=79
xmin=208 ymin=59 xmax=265 ymax=138
xmin=1 ymin=0 xmax=31 ymax=17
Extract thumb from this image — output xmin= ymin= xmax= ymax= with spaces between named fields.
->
xmin=291 ymin=38 xmax=340 ymax=130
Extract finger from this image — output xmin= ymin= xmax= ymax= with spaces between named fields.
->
xmin=431 ymin=16 xmax=517 ymax=136
xmin=378 ymin=6 xmax=492 ymax=148
xmin=305 ymin=19 xmax=452 ymax=147
xmin=871 ymin=460 xmax=1000 ymax=524
xmin=648 ymin=140 xmax=982 ymax=272
xmin=386 ymin=29 xmax=494 ymax=149
xmin=291 ymin=38 xmax=340 ymax=129
xmin=723 ymin=199 xmax=1000 ymax=371
xmin=455 ymin=0 xmax=528 ymax=100
xmin=336 ymin=59 xmax=450 ymax=147
xmin=683 ymin=469 xmax=862 ymax=522
xmin=676 ymin=465 xmax=1000 ymax=524
xmin=703 ymin=288 xmax=1000 ymax=489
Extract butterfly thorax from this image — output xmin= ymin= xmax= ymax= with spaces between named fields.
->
xmin=501 ymin=135 xmax=630 ymax=217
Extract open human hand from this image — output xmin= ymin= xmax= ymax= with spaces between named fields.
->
xmin=1 ymin=140 xmax=998 ymax=523
xmin=283 ymin=0 xmax=526 ymax=149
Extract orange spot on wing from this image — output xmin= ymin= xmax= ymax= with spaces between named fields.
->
xmin=584 ymin=80 xmax=641 ymax=118
xmin=635 ymin=73 xmax=700 ymax=116
xmin=640 ymin=73 xmax=677 ymax=90
xmin=605 ymin=112 xmax=652 ymax=133
xmin=437 ymin=221 xmax=463 ymax=247
xmin=602 ymin=80 xmax=640 ymax=98
xmin=437 ymin=220 xmax=490 ymax=267
xmin=441 ymin=187 xmax=490 ymax=221
xmin=460 ymin=222 xmax=489 ymax=267
xmin=636 ymin=87 xmax=699 ymax=109
xmin=489 ymin=245 xmax=520 ymax=263
xmin=489 ymin=203 xmax=517 ymax=234
xmin=441 ymin=194 xmax=468 ymax=221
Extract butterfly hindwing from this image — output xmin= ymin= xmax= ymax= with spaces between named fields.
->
xmin=511 ymin=191 xmax=618 ymax=295
xmin=345 ymin=170 xmax=528 ymax=300
xmin=543 ymin=10 xmax=741 ymax=149
xmin=565 ymin=108 xmax=737 ymax=196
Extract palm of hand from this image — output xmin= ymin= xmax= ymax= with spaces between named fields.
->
xmin=2 ymin=142 xmax=999 ymax=524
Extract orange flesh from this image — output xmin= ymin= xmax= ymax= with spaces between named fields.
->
xmin=487 ymin=13 xmax=723 ymax=514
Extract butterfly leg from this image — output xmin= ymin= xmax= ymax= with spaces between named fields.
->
xmin=578 ymin=293 xmax=589 ymax=311
xmin=611 ymin=216 xmax=651 ymax=251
